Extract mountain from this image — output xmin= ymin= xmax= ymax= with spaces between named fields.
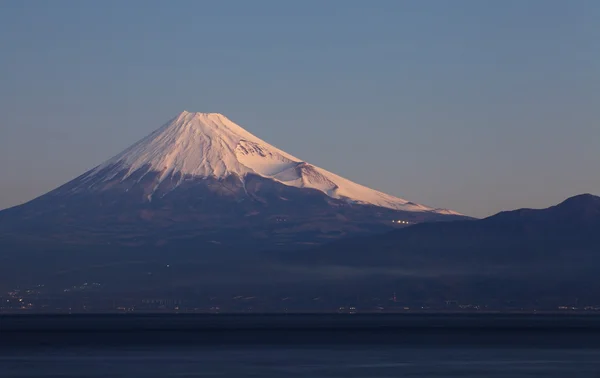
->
xmin=295 ymin=193 xmax=600 ymax=260
xmin=64 ymin=111 xmax=458 ymax=213
xmin=272 ymin=194 xmax=600 ymax=304
xmin=0 ymin=111 xmax=464 ymax=252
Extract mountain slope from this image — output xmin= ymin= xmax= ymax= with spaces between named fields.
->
xmin=2 ymin=194 xmax=597 ymax=306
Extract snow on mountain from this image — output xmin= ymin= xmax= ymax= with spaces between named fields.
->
xmin=82 ymin=111 xmax=459 ymax=215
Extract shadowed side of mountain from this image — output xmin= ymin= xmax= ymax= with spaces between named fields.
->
xmin=258 ymin=194 xmax=600 ymax=302
xmin=280 ymin=193 xmax=600 ymax=265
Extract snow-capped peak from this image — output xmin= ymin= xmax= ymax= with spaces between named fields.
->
xmin=86 ymin=111 xmax=460 ymax=215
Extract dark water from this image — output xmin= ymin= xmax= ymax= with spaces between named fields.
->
xmin=3 ymin=314 xmax=600 ymax=377
xmin=2 ymin=346 xmax=600 ymax=377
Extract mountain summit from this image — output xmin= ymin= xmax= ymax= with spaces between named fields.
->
xmin=78 ymin=111 xmax=458 ymax=214
xmin=0 ymin=111 xmax=464 ymax=250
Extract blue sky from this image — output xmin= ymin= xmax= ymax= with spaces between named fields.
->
xmin=1 ymin=0 xmax=599 ymax=217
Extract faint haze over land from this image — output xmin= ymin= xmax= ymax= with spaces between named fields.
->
xmin=0 ymin=0 xmax=599 ymax=217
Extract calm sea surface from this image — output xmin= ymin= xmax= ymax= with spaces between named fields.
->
xmin=3 ymin=314 xmax=600 ymax=377
xmin=2 ymin=346 xmax=600 ymax=377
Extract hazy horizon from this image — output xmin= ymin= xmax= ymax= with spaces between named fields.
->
xmin=1 ymin=0 xmax=599 ymax=217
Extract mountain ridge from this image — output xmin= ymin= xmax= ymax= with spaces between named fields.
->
xmin=487 ymin=193 xmax=600 ymax=223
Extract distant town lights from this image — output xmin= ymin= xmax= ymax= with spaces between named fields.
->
xmin=392 ymin=220 xmax=411 ymax=224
